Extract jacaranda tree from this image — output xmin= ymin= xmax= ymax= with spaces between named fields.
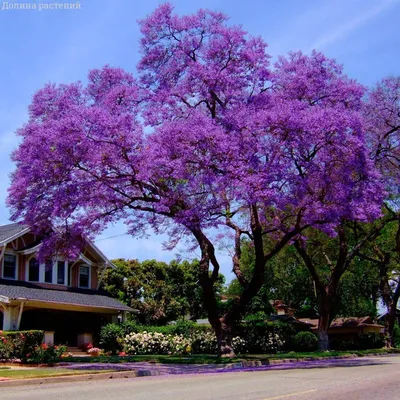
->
xmin=8 ymin=4 xmax=384 ymax=355
xmin=362 ymin=76 xmax=400 ymax=347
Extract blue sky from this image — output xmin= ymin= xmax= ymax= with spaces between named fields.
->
xmin=0 ymin=0 xmax=399 ymax=280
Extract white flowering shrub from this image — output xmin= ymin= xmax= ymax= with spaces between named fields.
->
xmin=231 ymin=336 xmax=247 ymax=354
xmin=190 ymin=331 xmax=218 ymax=354
xmin=246 ymin=331 xmax=285 ymax=353
xmin=124 ymin=331 xmax=191 ymax=355
xmin=124 ymin=330 xmax=248 ymax=355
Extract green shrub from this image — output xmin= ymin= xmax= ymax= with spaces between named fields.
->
xmin=358 ymin=333 xmax=384 ymax=350
xmin=330 ymin=337 xmax=357 ymax=351
xmin=0 ymin=330 xmax=44 ymax=362
xmin=293 ymin=331 xmax=318 ymax=352
xmin=24 ymin=343 xmax=67 ymax=364
xmin=99 ymin=324 xmax=124 ymax=354
xmin=393 ymin=322 xmax=400 ymax=347
xmin=239 ymin=321 xmax=295 ymax=354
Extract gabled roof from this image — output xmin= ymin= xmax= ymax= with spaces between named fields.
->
xmin=0 ymin=222 xmax=115 ymax=268
xmin=0 ymin=223 xmax=29 ymax=245
xmin=0 ymin=279 xmax=134 ymax=312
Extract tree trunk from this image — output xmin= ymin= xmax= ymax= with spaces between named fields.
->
xmin=218 ymin=315 xmax=236 ymax=357
xmin=318 ymin=297 xmax=331 ymax=351
xmin=384 ymin=301 xmax=398 ymax=348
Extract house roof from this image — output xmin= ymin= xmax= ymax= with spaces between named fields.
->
xmin=0 ymin=222 xmax=116 ymax=268
xmin=298 ymin=317 xmax=382 ymax=330
xmin=0 ymin=279 xmax=134 ymax=312
xmin=0 ymin=223 xmax=29 ymax=244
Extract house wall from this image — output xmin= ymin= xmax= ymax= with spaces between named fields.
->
xmin=2 ymin=231 xmax=102 ymax=292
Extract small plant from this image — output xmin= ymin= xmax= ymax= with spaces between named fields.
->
xmin=293 ymin=331 xmax=318 ymax=352
xmin=99 ymin=324 xmax=124 ymax=354
xmin=79 ymin=342 xmax=93 ymax=352
xmin=87 ymin=347 xmax=102 ymax=356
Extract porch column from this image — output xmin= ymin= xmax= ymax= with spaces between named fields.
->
xmin=1 ymin=302 xmax=24 ymax=331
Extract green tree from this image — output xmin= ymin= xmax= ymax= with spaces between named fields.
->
xmin=101 ymin=258 xmax=225 ymax=325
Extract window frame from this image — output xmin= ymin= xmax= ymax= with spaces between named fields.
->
xmin=2 ymin=251 xmax=18 ymax=280
xmin=28 ymin=257 xmax=40 ymax=282
xmin=78 ymin=264 xmax=91 ymax=289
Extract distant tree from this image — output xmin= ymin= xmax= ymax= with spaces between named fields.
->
xmin=101 ymin=258 xmax=224 ymax=325
xmin=362 ymin=76 xmax=400 ymax=347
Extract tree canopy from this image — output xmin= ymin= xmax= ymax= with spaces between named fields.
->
xmin=8 ymin=4 xmax=388 ymax=354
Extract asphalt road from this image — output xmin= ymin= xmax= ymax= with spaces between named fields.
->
xmin=2 ymin=355 xmax=400 ymax=400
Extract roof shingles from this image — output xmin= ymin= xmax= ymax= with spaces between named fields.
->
xmin=0 ymin=279 xmax=133 ymax=312
xmin=0 ymin=223 xmax=28 ymax=244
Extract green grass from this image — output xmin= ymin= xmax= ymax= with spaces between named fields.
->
xmin=0 ymin=368 xmax=114 ymax=380
xmin=60 ymin=348 xmax=400 ymax=365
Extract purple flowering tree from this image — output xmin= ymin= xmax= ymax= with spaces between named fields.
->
xmin=362 ymin=76 xmax=400 ymax=347
xmin=8 ymin=4 xmax=384 ymax=355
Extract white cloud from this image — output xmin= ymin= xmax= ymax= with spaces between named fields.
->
xmin=309 ymin=0 xmax=399 ymax=51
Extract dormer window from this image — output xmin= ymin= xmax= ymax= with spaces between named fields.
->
xmin=28 ymin=257 xmax=40 ymax=282
xmin=3 ymin=253 xmax=17 ymax=279
xmin=79 ymin=265 xmax=90 ymax=288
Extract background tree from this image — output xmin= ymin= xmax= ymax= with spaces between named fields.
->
xmin=101 ymin=258 xmax=225 ymax=325
xmin=8 ymin=4 xmax=384 ymax=355
xmin=362 ymin=76 xmax=400 ymax=346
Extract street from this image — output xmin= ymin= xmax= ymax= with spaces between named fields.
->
xmin=1 ymin=355 xmax=400 ymax=400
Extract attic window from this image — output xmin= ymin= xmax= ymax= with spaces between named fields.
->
xmin=79 ymin=265 xmax=90 ymax=288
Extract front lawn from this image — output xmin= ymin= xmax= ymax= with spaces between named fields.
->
xmin=0 ymin=368 xmax=114 ymax=380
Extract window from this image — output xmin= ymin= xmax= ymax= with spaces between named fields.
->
xmin=28 ymin=257 xmax=40 ymax=282
xmin=3 ymin=254 xmax=17 ymax=279
xmin=57 ymin=261 xmax=65 ymax=284
xmin=67 ymin=262 xmax=73 ymax=286
xmin=79 ymin=265 xmax=90 ymax=288
xmin=45 ymin=259 xmax=53 ymax=283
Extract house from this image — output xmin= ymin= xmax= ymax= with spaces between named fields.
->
xmin=298 ymin=316 xmax=383 ymax=338
xmin=0 ymin=222 xmax=133 ymax=346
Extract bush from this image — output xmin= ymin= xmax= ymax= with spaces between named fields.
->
xmin=0 ymin=330 xmax=44 ymax=362
xmin=99 ymin=324 xmax=124 ymax=354
xmin=293 ymin=331 xmax=318 ymax=352
xmin=24 ymin=343 xmax=66 ymax=364
xmin=358 ymin=333 xmax=384 ymax=350
xmin=190 ymin=331 xmax=217 ymax=354
xmin=123 ymin=330 xmax=245 ymax=355
xmin=393 ymin=322 xmax=400 ymax=347
xmin=239 ymin=321 xmax=295 ymax=354
xmin=124 ymin=331 xmax=191 ymax=355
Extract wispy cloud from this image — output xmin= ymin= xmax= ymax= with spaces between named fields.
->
xmin=309 ymin=0 xmax=399 ymax=51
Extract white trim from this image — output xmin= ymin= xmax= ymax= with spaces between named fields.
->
xmin=0 ymin=245 xmax=6 ymax=263
xmin=21 ymin=298 xmax=131 ymax=312
xmin=79 ymin=253 xmax=93 ymax=266
xmin=17 ymin=243 xmax=42 ymax=255
xmin=0 ymin=227 xmax=30 ymax=247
